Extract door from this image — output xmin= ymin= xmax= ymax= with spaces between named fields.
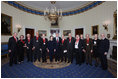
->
xmin=25 ymin=28 xmax=34 ymax=39
xmin=75 ymin=28 xmax=83 ymax=36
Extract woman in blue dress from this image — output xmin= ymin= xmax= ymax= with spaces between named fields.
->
xmin=47 ymin=36 xmax=56 ymax=63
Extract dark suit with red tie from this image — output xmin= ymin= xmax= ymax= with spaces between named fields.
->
xmin=60 ymin=39 xmax=67 ymax=62
xmin=41 ymin=38 xmax=48 ymax=62
xmin=8 ymin=36 xmax=18 ymax=66
xmin=32 ymin=36 xmax=42 ymax=62
xmin=25 ymin=38 xmax=33 ymax=62
xmin=84 ymin=38 xmax=93 ymax=65
xmin=53 ymin=37 xmax=62 ymax=62
xmin=66 ymin=37 xmax=75 ymax=63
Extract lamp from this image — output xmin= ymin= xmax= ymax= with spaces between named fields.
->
xmin=16 ymin=24 xmax=22 ymax=33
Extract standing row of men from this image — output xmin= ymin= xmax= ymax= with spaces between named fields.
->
xmin=8 ymin=32 xmax=109 ymax=70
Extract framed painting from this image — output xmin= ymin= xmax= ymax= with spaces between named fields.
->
xmin=1 ymin=13 xmax=12 ymax=35
xmin=91 ymin=25 xmax=99 ymax=35
xmin=63 ymin=30 xmax=71 ymax=36
xmin=38 ymin=30 xmax=47 ymax=36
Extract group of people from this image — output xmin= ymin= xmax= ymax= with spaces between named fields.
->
xmin=8 ymin=32 xmax=109 ymax=70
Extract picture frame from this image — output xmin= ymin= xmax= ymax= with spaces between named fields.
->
xmin=38 ymin=30 xmax=47 ymax=36
xmin=1 ymin=13 xmax=12 ymax=35
xmin=63 ymin=30 xmax=71 ymax=36
xmin=91 ymin=25 xmax=99 ymax=35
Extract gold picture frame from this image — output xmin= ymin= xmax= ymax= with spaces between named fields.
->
xmin=91 ymin=25 xmax=99 ymax=35
xmin=38 ymin=30 xmax=47 ymax=36
xmin=63 ymin=30 xmax=71 ymax=36
xmin=1 ymin=13 xmax=12 ymax=35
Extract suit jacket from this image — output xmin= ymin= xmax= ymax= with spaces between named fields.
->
xmin=60 ymin=39 xmax=67 ymax=51
xmin=66 ymin=37 xmax=75 ymax=51
xmin=74 ymin=39 xmax=84 ymax=51
xmin=41 ymin=38 xmax=48 ymax=51
xmin=84 ymin=38 xmax=93 ymax=51
xmin=98 ymin=38 xmax=110 ymax=54
xmin=8 ymin=36 xmax=18 ymax=52
xmin=53 ymin=37 xmax=62 ymax=50
xmin=32 ymin=36 xmax=42 ymax=49
xmin=25 ymin=38 xmax=33 ymax=51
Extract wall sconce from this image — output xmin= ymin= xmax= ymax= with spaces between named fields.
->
xmin=16 ymin=24 xmax=22 ymax=33
xmin=103 ymin=24 xmax=108 ymax=31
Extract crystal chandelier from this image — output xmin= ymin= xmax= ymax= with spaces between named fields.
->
xmin=44 ymin=1 xmax=62 ymax=24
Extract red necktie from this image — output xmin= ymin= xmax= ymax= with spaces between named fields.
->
xmin=43 ymin=38 xmax=45 ymax=43
xmin=36 ymin=36 xmax=39 ymax=40
xmin=62 ymin=39 xmax=64 ymax=44
xmin=87 ymin=38 xmax=89 ymax=44
xmin=69 ymin=37 xmax=72 ymax=42
xmin=28 ymin=38 xmax=30 ymax=42
xmin=57 ymin=38 xmax=59 ymax=43
xmin=13 ymin=36 xmax=17 ymax=42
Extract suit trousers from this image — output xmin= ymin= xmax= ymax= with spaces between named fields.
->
xmin=75 ymin=49 xmax=82 ymax=64
xmin=9 ymin=51 xmax=17 ymax=66
xmin=27 ymin=49 xmax=33 ymax=62
xmin=33 ymin=49 xmax=41 ymax=62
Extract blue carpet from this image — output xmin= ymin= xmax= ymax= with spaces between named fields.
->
xmin=1 ymin=59 xmax=114 ymax=78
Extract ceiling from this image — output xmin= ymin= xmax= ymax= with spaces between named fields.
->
xmin=16 ymin=1 xmax=92 ymax=12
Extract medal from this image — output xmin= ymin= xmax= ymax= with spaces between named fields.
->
xmin=44 ymin=43 xmax=45 ymax=45
xmin=36 ymin=40 xmax=38 ymax=42
xmin=94 ymin=41 xmax=96 ymax=45
xmin=28 ymin=42 xmax=30 ymax=44
xmin=87 ymin=44 xmax=89 ymax=46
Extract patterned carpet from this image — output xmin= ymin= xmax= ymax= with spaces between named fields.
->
xmin=1 ymin=59 xmax=114 ymax=78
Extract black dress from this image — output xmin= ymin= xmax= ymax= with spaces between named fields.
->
xmin=93 ymin=39 xmax=100 ymax=57
xmin=47 ymin=40 xmax=55 ymax=62
xmin=17 ymin=40 xmax=25 ymax=63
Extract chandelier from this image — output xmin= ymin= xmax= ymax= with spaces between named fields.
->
xmin=44 ymin=1 xmax=62 ymax=24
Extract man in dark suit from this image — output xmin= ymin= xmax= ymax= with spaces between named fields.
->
xmin=8 ymin=32 xmax=18 ymax=66
xmin=53 ymin=33 xmax=62 ymax=62
xmin=66 ymin=33 xmax=75 ymax=63
xmin=25 ymin=34 xmax=33 ymax=62
xmin=32 ymin=32 xmax=42 ymax=62
xmin=60 ymin=35 xmax=67 ymax=62
xmin=74 ymin=35 xmax=84 ymax=65
xmin=99 ymin=34 xmax=110 ymax=70
xmin=83 ymin=34 xmax=93 ymax=66
xmin=41 ymin=34 xmax=48 ymax=63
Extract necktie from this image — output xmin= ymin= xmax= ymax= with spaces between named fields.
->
xmin=43 ymin=38 xmax=45 ymax=43
xmin=57 ymin=38 xmax=59 ymax=43
xmin=62 ymin=39 xmax=64 ymax=44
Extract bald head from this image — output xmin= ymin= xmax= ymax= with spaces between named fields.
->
xmin=27 ymin=34 xmax=31 ymax=38
xmin=101 ymin=33 xmax=105 ymax=39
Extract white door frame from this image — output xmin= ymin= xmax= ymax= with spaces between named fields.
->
xmin=73 ymin=26 xmax=86 ymax=38
xmin=23 ymin=26 xmax=36 ymax=38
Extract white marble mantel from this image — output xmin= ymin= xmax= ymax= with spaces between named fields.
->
xmin=107 ymin=40 xmax=117 ymax=62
